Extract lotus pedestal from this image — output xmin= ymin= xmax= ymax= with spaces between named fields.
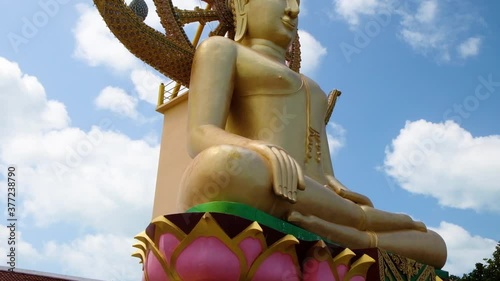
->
xmin=133 ymin=202 xmax=449 ymax=281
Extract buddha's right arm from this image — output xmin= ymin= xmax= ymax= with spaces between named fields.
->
xmin=187 ymin=37 xmax=250 ymax=156
xmin=187 ymin=37 xmax=305 ymax=202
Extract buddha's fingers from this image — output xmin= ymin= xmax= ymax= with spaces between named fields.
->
xmin=279 ymin=150 xmax=296 ymax=203
xmin=325 ymin=175 xmax=342 ymax=194
xmin=265 ymin=147 xmax=283 ymax=198
xmin=344 ymin=191 xmax=374 ymax=208
xmin=288 ymin=211 xmax=367 ymax=249
xmin=326 ymin=176 xmax=373 ymax=207
xmin=289 ymin=156 xmax=299 ymax=202
xmin=271 ymin=147 xmax=288 ymax=201
xmin=250 ymin=142 xmax=297 ymax=202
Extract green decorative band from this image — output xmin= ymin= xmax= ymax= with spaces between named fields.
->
xmin=186 ymin=201 xmax=450 ymax=281
xmin=187 ymin=201 xmax=328 ymax=242
xmin=436 ymin=269 xmax=449 ymax=280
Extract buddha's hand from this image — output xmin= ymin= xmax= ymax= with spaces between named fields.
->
xmin=325 ymin=175 xmax=374 ymax=207
xmin=247 ymin=141 xmax=306 ymax=203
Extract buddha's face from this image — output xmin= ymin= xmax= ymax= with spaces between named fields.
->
xmin=244 ymin=0 xmax=300 ymax=48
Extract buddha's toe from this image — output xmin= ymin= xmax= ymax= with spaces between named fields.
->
xmin=287 ymin=210 xmax=305 ymax=223
xmin=415 ymin=221 xmax=427 ymax=232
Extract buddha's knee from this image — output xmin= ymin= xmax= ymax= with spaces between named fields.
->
xmin=427 ymin=230 xmax=447 ymax=268
xmin=180 ymin=145 xmax=272 ymax=207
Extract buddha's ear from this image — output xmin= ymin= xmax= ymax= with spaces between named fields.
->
xmin=232 ymin=0 xmax=249 ymax=42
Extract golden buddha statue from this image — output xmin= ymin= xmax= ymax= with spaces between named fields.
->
xmin=177 ymin=0 xmax=447 ymax=269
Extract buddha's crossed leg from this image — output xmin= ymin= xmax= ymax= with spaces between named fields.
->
xmin=179 ymin=144 xmax=425 ymax=233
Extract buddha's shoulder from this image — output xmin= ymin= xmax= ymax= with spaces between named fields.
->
xmin=197 ymin=36 xmax=238 ymax=53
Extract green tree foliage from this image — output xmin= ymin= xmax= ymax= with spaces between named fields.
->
xmin=451 ymin=242 xmax=500 ymax=281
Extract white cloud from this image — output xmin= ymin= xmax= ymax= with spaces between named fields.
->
xmin=383 ymin=120 xmax=500 ymax=213
xmin=298 ymin=30 xmax=328 ymax=75
xmin=73 ymin=2 xmax=171 ymax=121
xmin=397 ymin=1 xmax=451 ymax=61
xmin=399 ymin=28 xmax=449 ymax=61
xmin=458 ymin=37 xmax=482 ymax=59
xmin=0 ymin=225 xmax=141 ymax=281
xmin=73 ymin=3 xmax=171 ymax=109
xmin=0 ymin=57 xmax=69 ymax=141
xmin=130 ymin=68 xmax=165 ymax=105
xmin=95 ymin=86 xmax=139 ymax=119
xmin=415 ymin=0 xmax=438 ymax=24
xmin=396 ymin=1 xmax=484 ymax=61
xmin=331 ymin=0 xmax=484 ymax=62
xmin=44 ymin=234 xmax=142 ymax=281
xmin=327 ymin=122 xmax=346 ymax=154
xmin=432 ymin=222 xmax=497 ymax=276
xmin=399 ymin=29 xmax=440 ymax=49
xmin=12 ymin=127 xmax=159 ymax=233
xmin=332 ymin=0 xmax=389 ymax=26
xmin=73 ymin=3 xmax=139 ymax=72
xmin=0 ymin=46 xmax=161 ymax=277
xmin=0 ymin=54 xmax=159 ymax=279
xmin=0 ymin=55 xmax=159 ymax=236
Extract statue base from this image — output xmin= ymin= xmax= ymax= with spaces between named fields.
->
xmin=133 ymin=202 xmax=449 ymax=281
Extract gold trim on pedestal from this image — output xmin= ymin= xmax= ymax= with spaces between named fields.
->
xmin=379 ymin=250 xmax=436 ymax=281
xmin=133 ymin=213 xmax=377 ymax=280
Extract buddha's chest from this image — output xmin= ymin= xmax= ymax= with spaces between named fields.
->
xmin=235 ymin=51 xmax=303 ymax=96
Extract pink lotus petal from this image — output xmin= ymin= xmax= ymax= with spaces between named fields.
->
xmin=303 ymin=259 xmax=336 ymax=281
xmin=337 ymin=264 xmax=349 ymax=281
xmin=349 ymin=276 xmax=366 ymax=281
xmin=251 ymin=252 xmax=300 ymax=281
xmin=146 ymin=250 xmax=170 ymax=281
xmin=158 ymin=233 xmax=180 ymax=265
xmin=239 ymin=237 xmax=263 ymax=269
xmin=176 ymin=237 xmax=241 ymax=281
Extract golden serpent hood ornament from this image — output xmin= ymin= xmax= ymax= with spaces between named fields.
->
xmin=93 ymin=0 xmax=301 ymax=87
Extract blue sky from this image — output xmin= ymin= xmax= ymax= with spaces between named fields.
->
xmin=1 ymin=0 xmax=499 ymax=280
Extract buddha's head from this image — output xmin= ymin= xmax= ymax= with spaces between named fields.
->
xmin=229 ymin=0 xmax=300 ymax=48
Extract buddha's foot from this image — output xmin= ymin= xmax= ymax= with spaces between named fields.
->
xmin=287 ymin=211 xmax=374 ymax=249
xmin=360 ymin=206 xmax=427 ymax=233
xmin=415 ymin=221 xmax=427 ymax=232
